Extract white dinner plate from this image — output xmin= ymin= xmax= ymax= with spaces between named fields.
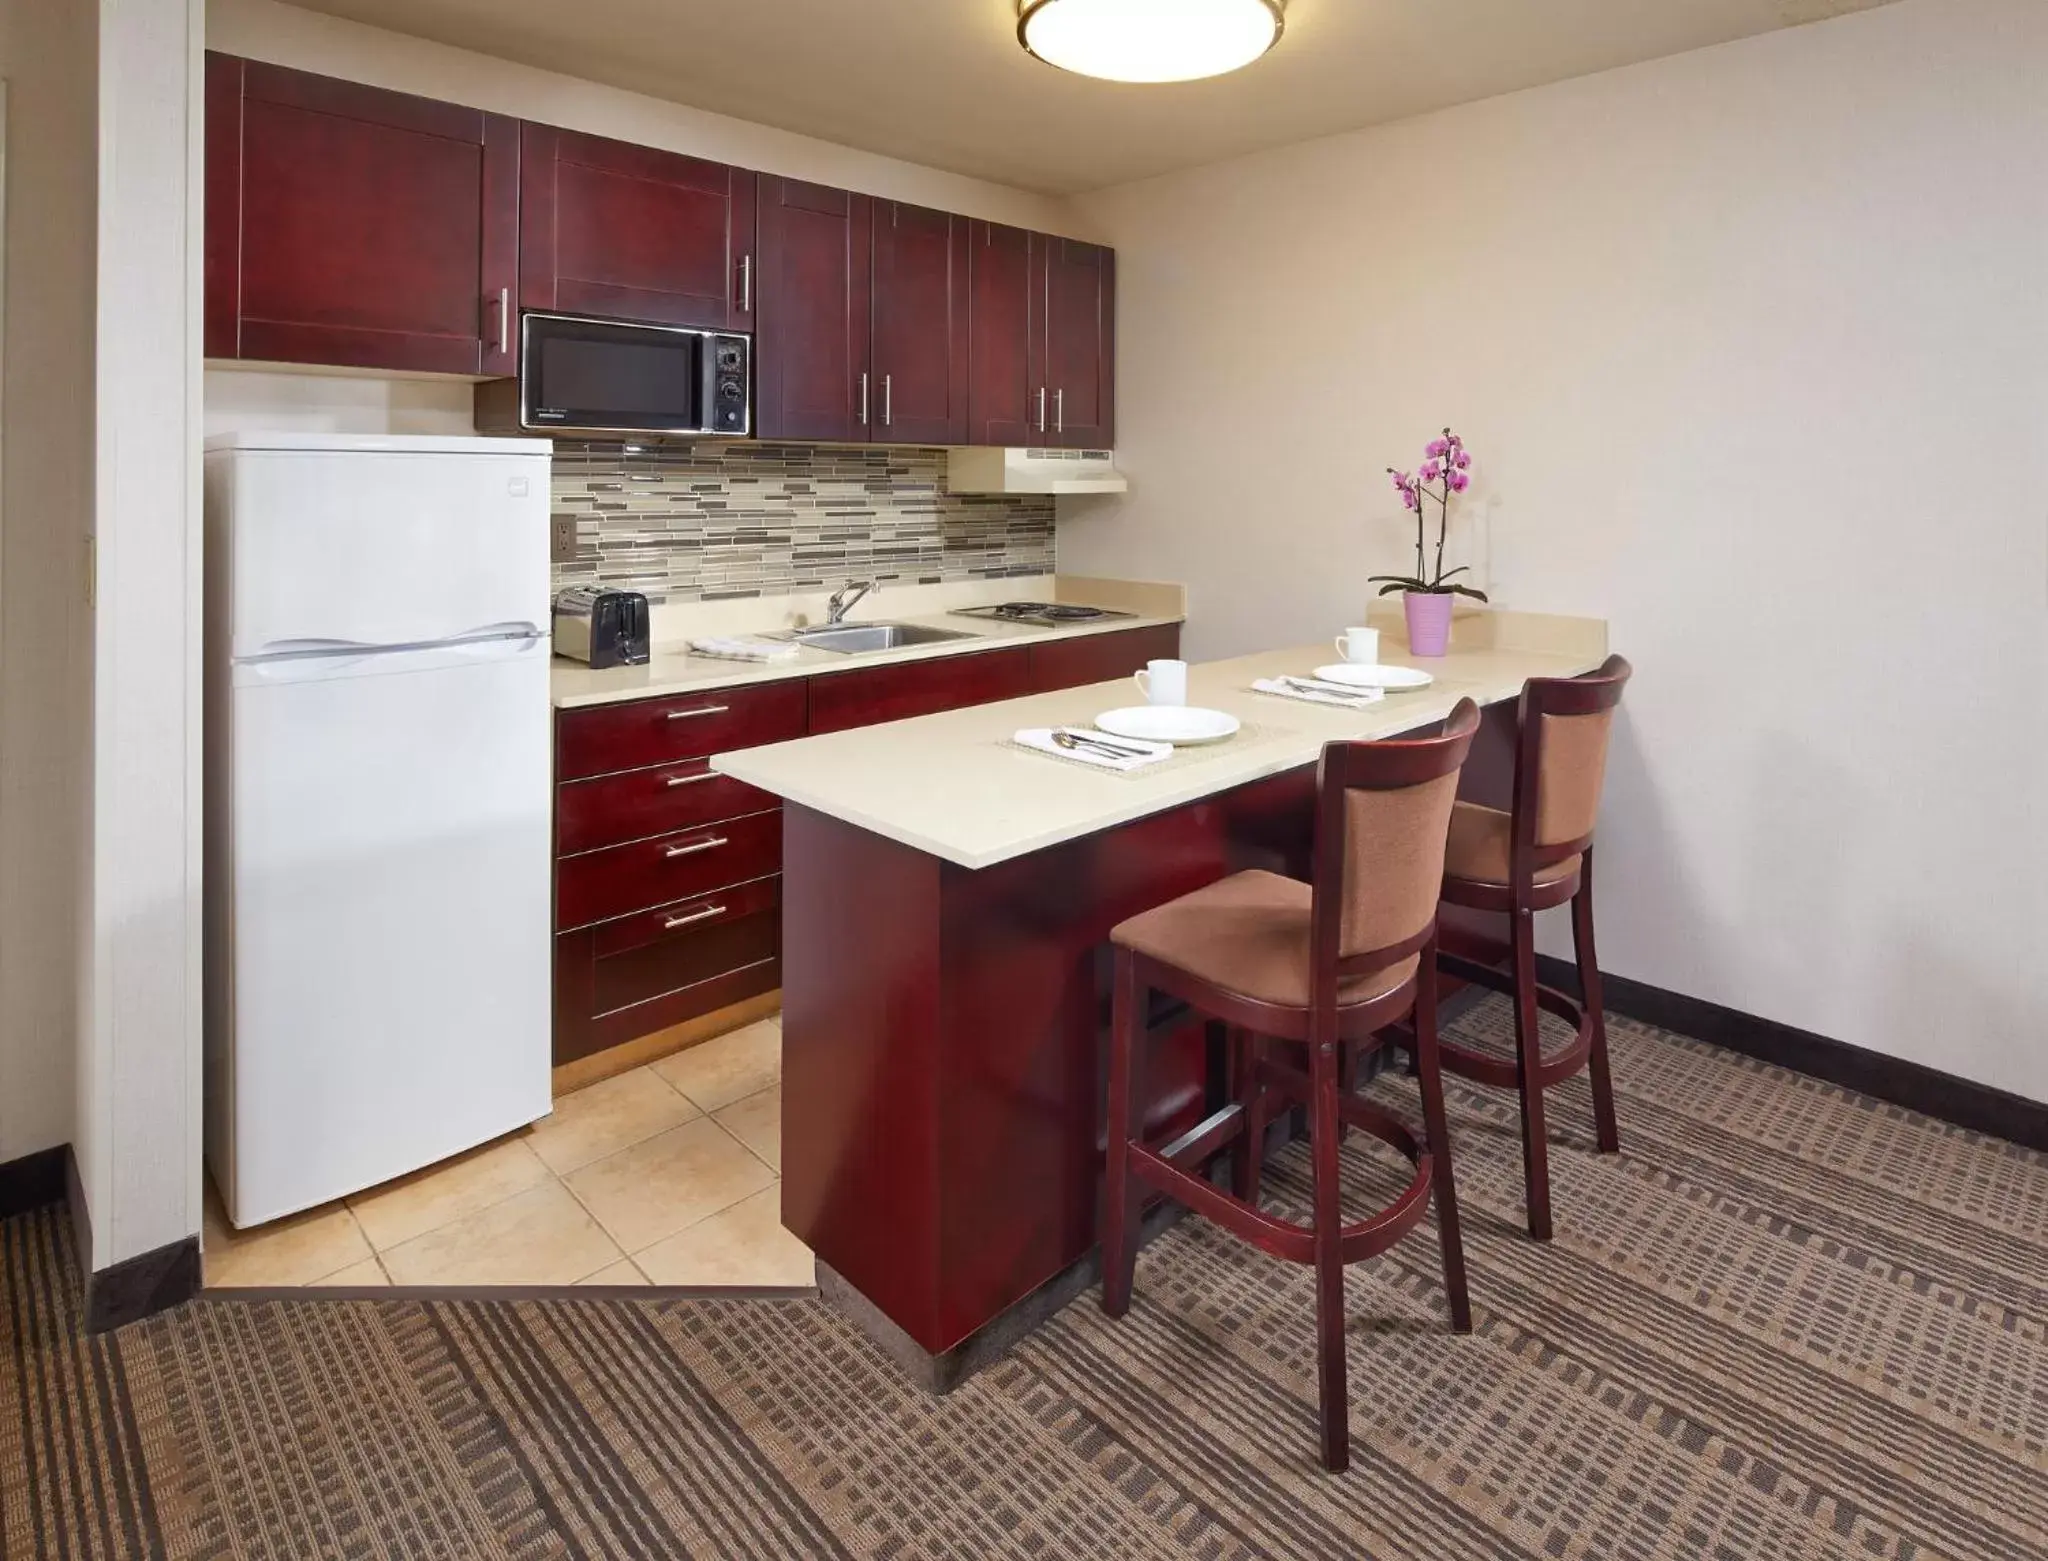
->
xmin=1312 ymin=663 xmax=1435 ymax=691
xmin=1094 ymin=705 xmax=1242 ymax=746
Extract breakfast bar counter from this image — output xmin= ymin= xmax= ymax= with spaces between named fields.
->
xmin=714 ymin=610 xmax=1608 ymax=1386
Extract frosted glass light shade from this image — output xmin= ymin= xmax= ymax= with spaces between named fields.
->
xmin=1018 ymin=0 xmax=1285 ymax=84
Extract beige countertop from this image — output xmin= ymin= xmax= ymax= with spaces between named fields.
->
xmin=713 ymin=609 xmax=1608 ymax=870
xmin=549 ymin=574 xmax=1184 ymax=710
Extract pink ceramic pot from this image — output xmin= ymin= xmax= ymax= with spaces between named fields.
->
xmin=1403 ymin=590 xmax=1454 ymax=657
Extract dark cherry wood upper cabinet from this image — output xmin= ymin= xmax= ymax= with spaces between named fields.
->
xmin=204 ymin=53 xmax=518 ymax=375
xmin=966 ymin=222 xmax=1039 ymax=447
xmin=1042 ymin=237 xmax=1115 ymax=448
xmin=870 ymin=203 xmax=969 ymax=445
xmin=756 ymin=177 xmax=873 ymax=441
xmin=520 ymin=125 xmax=756 ymax=332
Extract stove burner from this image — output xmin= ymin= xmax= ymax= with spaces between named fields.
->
xmin=996 ymin=602 xmax=1099 ymax=620
xmin=951 ymin=601 xmax=1137 ymax=628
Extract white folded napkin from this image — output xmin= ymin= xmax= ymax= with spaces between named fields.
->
xmin=1014 ymin=727 xmax=1174 ymax=772
xmin=689 ymin=636 xmax=800 ymax=663
xmin=1252 ymin=677 xmax=1388 ymax=708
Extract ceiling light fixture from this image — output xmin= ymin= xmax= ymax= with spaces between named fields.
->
xmin=1017 ymin=0 xmax=1285 ymax=85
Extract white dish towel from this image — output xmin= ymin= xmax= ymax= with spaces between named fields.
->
xmin=689 ymin=636 xmax=800 ymax=663
xmin=1014 ymin=727 xmax=1173 ymax=772
xmin=1251 ymin=677 xmax=1388 ymax=709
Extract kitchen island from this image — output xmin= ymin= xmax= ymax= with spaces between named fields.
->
xmin=715 ymin=610 xmax=1608 ymax=1387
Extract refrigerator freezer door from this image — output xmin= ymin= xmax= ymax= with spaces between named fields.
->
xmin=216 ymin=634 xmax=552 ymax=1226
xmin=220 ymin=443 xmax=550 ymax=661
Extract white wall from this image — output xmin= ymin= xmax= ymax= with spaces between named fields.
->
xmin=77 ymin=0 xmax=205 ymax=1269
xmin=1065 ymin=0 xmax=2048 ymax=1099
xmin=0 ymin=0 xmax=96 ymax=1163
xmin=204 ymin=0 xmax=1090 ymax=437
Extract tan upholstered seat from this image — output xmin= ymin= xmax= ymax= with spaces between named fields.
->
xmin=1443 ymin=802 xmax=1580 ymax=888
xmin=1112 ymin=869 xmax=1418 ymax=1012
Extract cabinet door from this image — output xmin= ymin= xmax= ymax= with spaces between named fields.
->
xmin=1042 ymin=237 xmax=1116 ymax=448
xmin=520 ymin=125 xmax=755 ymax=332
xmin=756 ymin=177 xmax=873 ymax=441
xmin=205 ymin=53 xmax=519 ymax=375
xmin=967 ymin=222 xmax=1040 ymax=447
xmin=870 ymin=203 xmax=969 ymax=445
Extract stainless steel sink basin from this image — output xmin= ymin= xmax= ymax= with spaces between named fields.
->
xmin=791 ymin=622 xmax=980 ymax=655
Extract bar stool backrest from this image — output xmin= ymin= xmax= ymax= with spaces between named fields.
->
xmin=1519 ymin=654 xmax=1633 ymax=872
xmin=1310 ymin=699 xmax=1482 ymax=1012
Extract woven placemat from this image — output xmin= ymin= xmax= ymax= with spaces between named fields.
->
xmin=999 ymin=716 xmax=1301 ymax=777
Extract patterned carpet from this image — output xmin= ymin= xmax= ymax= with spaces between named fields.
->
xmin=5 ymin=996 xmax=2046 ymax=1559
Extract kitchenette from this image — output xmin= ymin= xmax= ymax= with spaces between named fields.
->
xmin=197 ymin=43 xmax=1184 ymax=1281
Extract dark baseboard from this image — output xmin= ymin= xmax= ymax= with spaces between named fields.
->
xmin=84 ymin=1235 xmax=202 ymax=1333
xmin=1535 ymin=955 xmax=2048 ymax=1155
xmin=0 ymin=1145 xmax=69 ymax=1220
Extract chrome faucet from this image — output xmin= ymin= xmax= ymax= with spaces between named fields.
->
xmin=826 ymin=579 xmax=879 ymax=624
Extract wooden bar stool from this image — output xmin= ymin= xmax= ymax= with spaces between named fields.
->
xmin=1436 ymin=654 xmax=1632 ymax=1242
xmin=1100 ymin=699 xmax=1481 ymax=1473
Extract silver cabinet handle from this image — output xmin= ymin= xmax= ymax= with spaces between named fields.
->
xmin=664 ymin=769 xmax=718 ymax=788
xmin=663 ymin=903 xmax=726 ymax=930
xmin=492 ymin=287 xmax=509 ymax=352
xmin=859 ymin=371 xmax=870 ymax=426
xmin=1036 ymin=386 xmax=1047 ymax=433
xmin=883 ymin=373 xmax=893 ymax=427
xmin=664 ymin=835 xmax=729 ymax=859
xmin=664 ymin=705 xmax=729 ymax=721
xmin=738 ymin=255 xmax=752 ymax=314
xmin=1055 ymin=387 xmax=1065 ymax=435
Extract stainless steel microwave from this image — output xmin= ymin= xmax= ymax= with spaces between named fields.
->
xmin=474 ymin=311 xmax=751 ymax=438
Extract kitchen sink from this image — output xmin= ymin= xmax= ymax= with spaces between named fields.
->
xmin=791 ymin=622 xmax=980 ymax=655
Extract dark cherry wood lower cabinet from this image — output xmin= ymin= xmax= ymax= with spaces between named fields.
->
xmin=554 ymin=876 xmax=782 ymax=1066
xmin=1026 ymin=622 xmax=1181 ymax=693
xmin=551 ymin=624 xmax=1183 ymax=1066
xmin=780 ymin=764 xmax=1316 ymax=1364
xmin=808 ymin=646 xmax=1033 ymax=735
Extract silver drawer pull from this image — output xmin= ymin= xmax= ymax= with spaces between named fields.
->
xmin=663 ymin=835 xmax=728 ymax=858
xmin=664 ymin=903 xmax=726 ymax=930
xmin=664 ymin=770 xmax=718 ymax=788
xmin=665 ymin=705 xmax=729 ymax=721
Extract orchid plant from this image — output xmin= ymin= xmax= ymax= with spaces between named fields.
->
xmin=1372 ymin=428 xmax=1488 ymax=600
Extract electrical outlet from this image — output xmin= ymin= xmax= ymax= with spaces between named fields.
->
xmin=550 ymin=515 xmax=579 ymax=563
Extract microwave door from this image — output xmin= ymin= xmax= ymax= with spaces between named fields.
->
xmin=520 ymin=313 xmax=714 ymax=436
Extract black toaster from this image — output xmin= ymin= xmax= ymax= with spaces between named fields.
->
xmin=553 ymin=587 xmax=650 ymax=669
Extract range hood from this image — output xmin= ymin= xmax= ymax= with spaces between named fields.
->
xmin=947 ymin=446 xmax=1129 ymax=495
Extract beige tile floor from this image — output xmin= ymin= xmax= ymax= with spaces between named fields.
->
xmin=203 ymin=1016 xmax=814 ymax=1291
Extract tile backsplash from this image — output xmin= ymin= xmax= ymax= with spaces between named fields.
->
xmin=550 ymin=441 xmax=1055 ymax=603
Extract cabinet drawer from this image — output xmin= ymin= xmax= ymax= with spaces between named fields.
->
xmin=557 ymin=680 xmax=806 ymax=781
xmin=588 ymin=875 xmax=781 ymax=1016
xmin=558 ymin=758 xmax=778 ymax=856
xmin=807 ymin=645 xmax=1033 ymax=735
xmin=556 ymin=809 xmax=781 ymax=930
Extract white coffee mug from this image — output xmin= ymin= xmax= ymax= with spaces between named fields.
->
xmin=1334 ymin=627 xmax=1380 ymax=664
xmin=1134 ymin=659 xmax=1189 ymax=706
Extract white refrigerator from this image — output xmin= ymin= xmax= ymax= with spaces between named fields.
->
xmin=204 ymin=432 xmax=555 ymax=1229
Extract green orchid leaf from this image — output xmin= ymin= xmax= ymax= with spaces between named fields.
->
xmin=1449 ymin=584 xmax=1491 ymax=602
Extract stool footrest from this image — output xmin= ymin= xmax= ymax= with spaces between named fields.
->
xmin=1435 ymin=953 xmax=1594 ymax=1089
xmin=1126 ymin=1141 xmax=1437 ymax=1267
